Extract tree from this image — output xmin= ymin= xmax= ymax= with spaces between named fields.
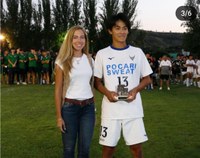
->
xmin=1 ymin=0 xmax=7 ymax=27
xmin=183 ymin=0 xmax=200 ymax=55
xmin=121 ymin=0 xmax=138 ymax=29
xmin=5 ymin=0 xmax=20 ymax=48
xmin=31 ymin=0 xmax=43 ymax=49
xmin=41 ymin=0 xmax=54 ymax=49
xmin=121 ymin=0 xmax=140 ymax=45
xmin=83 ymin=0 xmax=98 ymax=53
xmin=98 ymin=0 xmax=119 ymax=49
xmin=0 ymin=0 xmax=10 ymax=50
xmin=70 ymin=0 xmax=82 ymax=26
xmin=52 ymin=0 xmax=71 ymax=32
xmin=52 ymin=0 xmax=71 ymax=50
xmin=2 ymin=0 xmax=140 ymax=51
xmin=18 ymin=0 xmax=33 ymax=49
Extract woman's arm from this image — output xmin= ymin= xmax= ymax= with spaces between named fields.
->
xmin=54 ymin=64 xmax=66 ymax=133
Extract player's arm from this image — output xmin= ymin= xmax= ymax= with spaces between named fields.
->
xmin=127 ymin=75 xmax=151 ymax=102
xmin=158 ymin=62 xmax=162 ymax=75
xmin=34 ymin=54 xmax=38 ymax=60
xmin=158 ymin=66 xmax=161 ymax=74
xmin=186 ymin=63 xmax=194 ymax=67
xmin=29 ymin=56 xmax=34 ymax=61
xmin=46 ymin=59 xmax=50 ymax=64
xmin=13 ymin=57 xmax=18 ymax=66
xmin=8 ymin=59 xmax=15 ymax=67
xmin=41 ymin=59 xmax=45 ymax=64
xmin=94 ymin=77 xmax=118 ymax=102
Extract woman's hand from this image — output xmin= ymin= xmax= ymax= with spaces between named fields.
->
xmin=57 ymin=118 xmax=66 ymax=133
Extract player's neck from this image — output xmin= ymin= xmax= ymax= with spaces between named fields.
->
xmin=111 ymin=41 xmax=127 ymax=49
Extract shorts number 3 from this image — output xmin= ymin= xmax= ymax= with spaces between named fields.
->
xmin=100 ymin=126 xmax=108 ymax=138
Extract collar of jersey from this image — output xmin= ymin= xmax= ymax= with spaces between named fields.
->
xmin=110 ymin=45 xmax=129 ymax=51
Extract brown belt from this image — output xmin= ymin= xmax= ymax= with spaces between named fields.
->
xmin=64 ymin=97 xmax=94 ymax=106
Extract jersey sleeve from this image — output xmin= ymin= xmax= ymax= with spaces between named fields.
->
xmin=169 ymin=61 xmax=172 ymax=67
xmin=159 ymin=61 xmax=163 ymax=67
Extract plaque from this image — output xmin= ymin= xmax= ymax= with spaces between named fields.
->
xmin=117 ymin=84 xmax=128 ymax=100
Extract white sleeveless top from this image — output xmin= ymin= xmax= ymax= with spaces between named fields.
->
xmin=55 ymin=54 xmax=93 ymax=100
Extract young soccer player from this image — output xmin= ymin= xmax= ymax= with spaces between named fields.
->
xmin=94 ymin=13 xmax=152 ymax=158
xmin=186 ymin=55 xmax=195 ymax=87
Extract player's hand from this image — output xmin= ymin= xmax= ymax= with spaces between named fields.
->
xmin=106 ymin=91 xmax=118 ymax=102
xmin=126 ymin=89 xmax=137 ymax=102
xmin=57 ymin=118 xmax=66 ymax=133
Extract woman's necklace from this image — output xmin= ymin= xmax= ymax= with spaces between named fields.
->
xmin=74 ymin=55 xmax=83 ymax=64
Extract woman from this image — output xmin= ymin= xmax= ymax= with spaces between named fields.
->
xmin=54 ymin=26 xmax=95 ymax=158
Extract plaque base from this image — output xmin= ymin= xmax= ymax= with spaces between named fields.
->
xmin=118 ymin=96 xmax=128 ymax=100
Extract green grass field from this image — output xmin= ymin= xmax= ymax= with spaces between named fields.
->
xmin=1 ymin=84 xmax=200 ymax=158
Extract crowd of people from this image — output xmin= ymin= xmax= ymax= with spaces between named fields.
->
xmin=0 ymin=48 xmax=58 ymax=85
xmin=1 ymin=48 xmax=200 ymax=90
xmin=145 ymin=53 xmax=200 ymax=90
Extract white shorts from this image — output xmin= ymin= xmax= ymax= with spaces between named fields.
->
xmin=99 ymin=118 xmax=148 ymax=147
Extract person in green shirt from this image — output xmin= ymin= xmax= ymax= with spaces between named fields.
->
xmin=15 ymin=48 xmax=20 ymax=85
xmin=27 ymin=48 xmax=38 ymax=84
xmin=41 ymin=50 xmax=50 ymax=84
xmin=18 ymin=48 xmax=27 ymax=84
xmin=1 ymin=50 xmax=9 ymax=84
xmin=8 ymin=48 xmax=18 ymax=84
xmin=36 ymin=50 xmax=43 ymax=85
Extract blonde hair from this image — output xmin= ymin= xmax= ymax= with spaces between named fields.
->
xmin=56 ymin=25 xmax=90 ymax=99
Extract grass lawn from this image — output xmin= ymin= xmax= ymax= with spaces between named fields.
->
xmin=1 ymin=84 xmax=200 ymax=158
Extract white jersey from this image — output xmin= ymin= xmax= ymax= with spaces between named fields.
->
xmin=56 ymin=54 xmax=93 ymax=100
xmin=196 ymin=60 xmax=200 ymax=77
xmin=159 ymin=60 xmax=172 ymax=67
xmin=186 ymin=59 xmax=195 ymax=72
xmin=159 ymin=60 xmax=172 ymax=75
xmin=94 ymin=45 xmax=153 ymax=119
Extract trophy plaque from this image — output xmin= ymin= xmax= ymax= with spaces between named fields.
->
xmin=117 ymin=84 xmax=128 ymax=100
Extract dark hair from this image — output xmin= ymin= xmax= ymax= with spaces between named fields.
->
xmin=106 ymin=13 xmax=131 ymax=31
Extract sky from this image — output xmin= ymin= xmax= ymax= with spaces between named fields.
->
xmin=130 ymin=0 xmax=187 ymax=33
xmin=96 ymin=0 xmax=188 ymax=33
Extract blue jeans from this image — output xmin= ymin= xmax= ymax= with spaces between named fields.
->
xmin=61 ymin=101 xmax=95 ymax=158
